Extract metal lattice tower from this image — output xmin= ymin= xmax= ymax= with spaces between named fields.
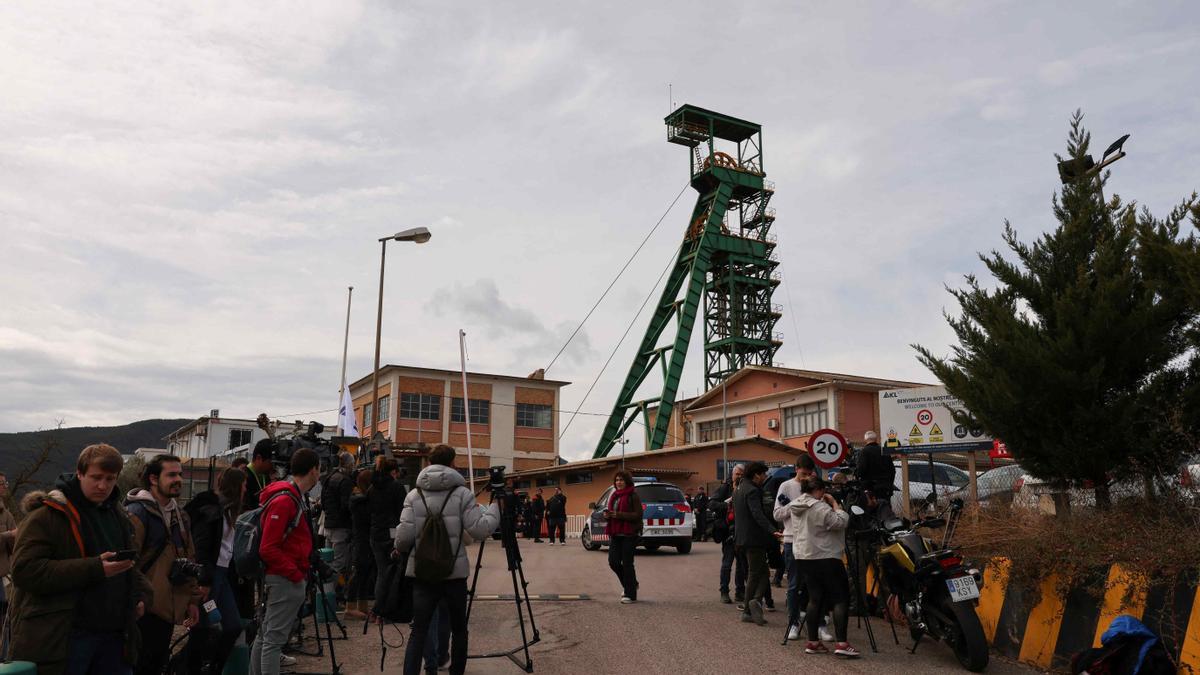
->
xmin=594 ymin=105 xmax=781 ymax=458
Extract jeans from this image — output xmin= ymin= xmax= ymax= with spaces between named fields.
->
xmin=421 ymin=601 xmax=451 ymax=673
xmin=719 ymin=538 xmax=746 ymax=596
xmin=607 ymin=535 xmax=638 ymax=599
xmin=326 ymin=528 xmax=352 ymax=577
xmin=546 ymin=518 xmax=567 ymax=543
xmin=403 ymin=579 xmax=469 ymax=675
xmin=372 ymin=540 xmax=393 ymax=607
xmin=798 ymin=558 xmax=851 ymax=643
xmin=744 ymin=547 xmax=770 ymax=607
xmin=187 ymin=566 xmax=244 ymax=674
xmin=134 ymin=614 xmax=174 ymax=675
xmin=65 ymin=629 xmax=131 ymax=675
xmin=783 ymin=544 xmax=809 ymax=628
xmin=528 ymin=516 xmax=543 ymax=540
xmin=251 ymin=575 xmax=307 ymax=675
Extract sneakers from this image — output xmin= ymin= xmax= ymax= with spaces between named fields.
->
xmin=279 ymin=654 xmax=297 ymax=667
xmin=819 ymin=624 xmax=835 ymax=643
xmin=787 ymin=624 xmax=801 ymax=641
xmin=764 ymin=600 xmax=776 ymax=612
xmin=748 ymin=600 xmax=766 ymax=625
xmin=620 ymin=596 xmax=635 ymax=604
xmin=720 ymin=592 xmax=732 ymax=604
xmin=804 ymin=642 xmax=829 ymax=654
xmin=736 ymin=602 xmax=746 ymax=611
xmin=734 ymin=592 xmax=745 ymax=603
xmin=834 ymin=643 xmax=861 ymax=658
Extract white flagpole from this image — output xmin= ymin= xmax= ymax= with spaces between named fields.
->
xmin=459 ymin=329 xmax=475 ymax=493
xmin=337 ymin=286 xmax=353 ymax=435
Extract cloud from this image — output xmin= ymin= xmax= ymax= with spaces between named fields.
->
xmin=429 ymin=279 xmax=544 ymax=337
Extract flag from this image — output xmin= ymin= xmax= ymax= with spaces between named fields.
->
xmin=338 ymin=385 xmax=359 ymax=437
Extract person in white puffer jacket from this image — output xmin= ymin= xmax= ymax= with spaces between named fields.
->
xmin=394 ymin=444 xmax=499 ymax=675
xmin=788 ymin=477 xmax=860 ymax=659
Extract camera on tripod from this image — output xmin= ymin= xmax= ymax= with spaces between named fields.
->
xmin=487 ymin=466 xmax=508 ymax=494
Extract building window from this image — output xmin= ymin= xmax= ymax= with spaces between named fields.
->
xmin=783 ymin=401 xmax=828 ymax=437
xmin=362 ymin=403 xmax=373 ymax=427
xmin=516 ymin=403 xmax=553 ymax=429
xmin=683 ymin=422 xmax=692 ymax=444
xmin=697 ymin=416 xmax=746 ymax=442
xmin=377 ymin=395 xmax=390 ymax=423
xmin=536 ymin=476 xmax=559 ymax=488
xmin=228 ymin=428 xmax=253 ymax=450
xmin=450 ymin=398 xmax=490 ymax=425
xmin=400 ymin=393 xmax=440 ymax=420
xmin=514 ymin=480 xmax=532 ymax=490
xmin=566 ymin=472 xmax=593 ymax=485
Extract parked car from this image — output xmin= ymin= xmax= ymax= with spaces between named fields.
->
xmin=580 ymin=479 xmax=694 ymax=554
xmin=945 ymin=463 xmax=1026 ymax=507
xmin=891 ymin=460 xmax=971 ymax=515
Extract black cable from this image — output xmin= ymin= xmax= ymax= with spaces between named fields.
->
xmin=544 ymin=181 xmax=691 ymax=375
xmin=558 ymin=242 xmax=681 ymax=441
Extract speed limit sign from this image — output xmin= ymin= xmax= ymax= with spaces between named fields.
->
xmin=807 ymin=428 xmax=849 ymax=469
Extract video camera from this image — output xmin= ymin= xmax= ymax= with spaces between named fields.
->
xmin=273 ymin=421 xmax=339 ymax=473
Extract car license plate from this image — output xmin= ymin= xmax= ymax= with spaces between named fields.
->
xmin=645 ymin=528 xmax=670 ymax=536
xmin=946 ymin=576 xmax=980 ymax=602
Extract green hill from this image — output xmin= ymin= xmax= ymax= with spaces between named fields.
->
xmin=0 ymin=418 xmax=191 ymax=494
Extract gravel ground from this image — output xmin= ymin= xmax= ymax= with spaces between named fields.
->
xmin=291 ymin=539 xmax=1041 ymax=675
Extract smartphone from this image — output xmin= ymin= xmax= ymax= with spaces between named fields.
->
xmin=111 ymin=549 xmax=138 ymax=561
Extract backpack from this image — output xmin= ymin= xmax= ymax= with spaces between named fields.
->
xmin=232 ymin=489 xmax=303 ymax=580
xmin=411 ymin=487 xmax=463 ymax=582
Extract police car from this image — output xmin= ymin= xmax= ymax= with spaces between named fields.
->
xmin=580 ymin=478 xmax=693 ymax=554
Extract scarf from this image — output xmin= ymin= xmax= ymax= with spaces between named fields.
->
xmin=606 ymin=486 xmax=637 ymax=537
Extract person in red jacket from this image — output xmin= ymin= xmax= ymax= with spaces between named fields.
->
xmin=250 ymin=448 xmax=319 ymax=675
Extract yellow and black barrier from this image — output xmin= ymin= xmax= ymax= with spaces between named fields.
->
xmin=973 ymin=559 xmax=1200 ymax=673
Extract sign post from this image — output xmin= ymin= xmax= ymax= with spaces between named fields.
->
xmin=807 ymin=428 xmax=849 ymax=470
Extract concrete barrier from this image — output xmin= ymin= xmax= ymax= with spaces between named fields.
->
xmin=973 ymin=559 xmax=1200 ymax=673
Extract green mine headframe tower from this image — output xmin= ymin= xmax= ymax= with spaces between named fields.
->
xmin=593 ymin=105 xmax=781 ymax=458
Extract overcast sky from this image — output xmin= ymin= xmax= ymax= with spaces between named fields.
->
xmin=2 ymin=1 xmax=1198 ymax=460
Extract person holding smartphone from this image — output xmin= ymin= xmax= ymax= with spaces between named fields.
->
xmin=9 ymin=444 xmax=152 ymax=675
xmin=789 ymin=477 xmax=859 ymax=658
xmin=604 ymin=471 xmax=643 ymax=604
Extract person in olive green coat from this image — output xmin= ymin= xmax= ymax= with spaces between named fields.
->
xmin=7 ymin=444 xmax=152 ymax=675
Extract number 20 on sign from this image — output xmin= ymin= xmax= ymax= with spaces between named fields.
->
xmin=807 ymin=428 xmax=849 ymax=469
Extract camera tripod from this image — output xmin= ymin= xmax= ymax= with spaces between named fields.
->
xmin=282 ymin=561 xmax=348 ymax=674
xmin=465 ymin=485 xmax=540 ymax=673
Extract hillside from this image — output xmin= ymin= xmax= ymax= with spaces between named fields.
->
xmin=0 ymin=418 xmax=191 ymax=493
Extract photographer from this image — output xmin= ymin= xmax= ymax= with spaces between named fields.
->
xmin=9 ymin=444 xmax=151 ymax=674
xmin=789 ymin=477 xmax=858 ymax=658
xmin=395 ymin=444 xmax=499 ymax=675
xmin=732 ymin=462 xmax=778 ymax=626
xmin=322 ymin=452 xmax=356 ymax=586
xmin=125 ymin=454 xmax=202 ymax=675
xmin=251 ymin=448 xmax=320 ymax=675
xmin=244 ymin=439 xmax=275 ymax=512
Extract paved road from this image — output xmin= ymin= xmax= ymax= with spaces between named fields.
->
xmin=293 ymin=539 xmax=1040 ymax=674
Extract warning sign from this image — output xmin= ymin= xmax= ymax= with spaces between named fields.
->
xmin=879 ymin=385 xmax=993 ymax=455
xmin=884 ymin=427 xmax=901 ymax=449
xmin=929 ymin=423 xmax=944 ymax=442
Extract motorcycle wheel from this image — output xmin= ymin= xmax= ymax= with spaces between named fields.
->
xmin=941 ymin=598 xmax=989 ymax=672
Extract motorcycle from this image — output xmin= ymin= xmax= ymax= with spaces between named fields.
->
xmin=852 ymin=497 xmax=990 ymax=672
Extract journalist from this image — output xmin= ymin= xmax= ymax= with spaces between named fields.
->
xmin=710 ymin=464 xmax=746 ymax=604
xmin=368 ymin=456 xmax=406 ymax=615
xmin=322 ymin=452 xmax=356 ymax=588
xmin=251 ymin=448 xmax=320 ymax=675
xmin=126 ymin=454 xmax=202 ymax=675
xmin=243 ymin=439 xmax=275 ymax=511
xmin=545 ymin=487 xmax=567 ymax=545
xmin=395 ymin=444 xmax=500 ymax=675
xmin=9 ymin=444 xmax=151 ymax=675
xmin=183 ymin=467 xmax=247 ymax=675
xmin=790 ymin=477 xmax=859 ymax=658
xmin=733 ymin=462 xmax=778 ymax=625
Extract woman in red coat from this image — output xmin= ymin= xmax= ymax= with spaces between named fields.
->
xmin=604 ymin=470 xmax=643 ymax=604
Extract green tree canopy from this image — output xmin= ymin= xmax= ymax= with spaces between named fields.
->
xmin=916 ymin=112 xmax=1199 ymax=506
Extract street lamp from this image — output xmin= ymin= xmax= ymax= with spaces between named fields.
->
xmin=1057 ymin=133 xmax=1129 ymax=184
xmin=370 ymin=227 xmax=433 ymax=457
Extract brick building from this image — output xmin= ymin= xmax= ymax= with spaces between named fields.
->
xmin=650 ymin=365 xmax=928 ymax=452
xmin=347 ymin=365 xmax=569 ymax=478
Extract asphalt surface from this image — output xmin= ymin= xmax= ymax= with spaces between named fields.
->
xmin=292 ymin=539 xmax=1041 ymax=674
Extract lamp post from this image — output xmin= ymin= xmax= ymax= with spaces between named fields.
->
xmin=370 ymin=226 xmax=432 ymax=457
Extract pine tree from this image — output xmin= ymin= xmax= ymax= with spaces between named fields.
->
xmin=915 ymin=112 xmax=1199 ymax=511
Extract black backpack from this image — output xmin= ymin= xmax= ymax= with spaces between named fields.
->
xmin=412 ymin=488 xmax=462 ymax=582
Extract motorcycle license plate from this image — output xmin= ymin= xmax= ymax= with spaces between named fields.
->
xmin=946 ymin=576 xmax=980 ymax=602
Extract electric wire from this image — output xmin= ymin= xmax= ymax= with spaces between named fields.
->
xmin=557 ymin=242 xmax=682 ymax=442
xmin=543 ymin=181 xmax=691 ymax=375
xmin=779 ymin=264 xmax=805 ymax=368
